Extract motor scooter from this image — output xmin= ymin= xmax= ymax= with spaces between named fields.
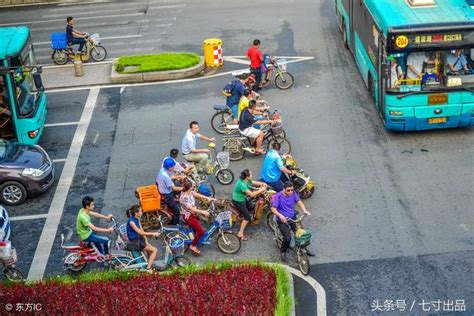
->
xmin=0 ymin=205 xmax=24 ymax=282
xmin=51 ymin=32 xmax=107 ymax=65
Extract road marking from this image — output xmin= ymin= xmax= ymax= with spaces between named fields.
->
xmin=42 ymin=60 xmax=112 ymax=70
xmin=45 ymin=56 xmax=315 ymax=93
xmin=283 ymin=265 xmax=327 ymax=316
xmin=10 ymin=214 xmax=48 ymax=221
xmin=45 ymin=122 xmax=79 ymax=127
xmin=28 ymin=88 xmax=100 ymax=281
xmin=52 ymin=158 xmax=67 ymax=163
xmin=0 ymin=12 xmax=144 ymax=27
xmin=34 ymin=34 xmax=142 ymax=46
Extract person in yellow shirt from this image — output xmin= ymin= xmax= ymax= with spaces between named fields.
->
xmin=238 ymin=89 xmax=271 ymax=120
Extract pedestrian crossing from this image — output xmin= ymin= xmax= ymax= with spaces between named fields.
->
xmin=0 ymin=0 xmax=187 ymax=65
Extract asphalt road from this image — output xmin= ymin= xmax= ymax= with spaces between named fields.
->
xmin=2 ymin=0 xmax=473 ymax=315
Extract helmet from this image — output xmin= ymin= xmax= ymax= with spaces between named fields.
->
xmin=198 ymin=183 xmax=212 ymax=197
xmin=163 ymin=157 xmax=176 ymax=170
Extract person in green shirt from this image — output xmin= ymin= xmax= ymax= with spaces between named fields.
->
xmin=76 ymin=196 xmax=114 ymax=256
xmin=232 ymin=169 xmax=267 ymax=241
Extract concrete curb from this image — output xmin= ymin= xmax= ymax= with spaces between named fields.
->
xmin=110 ymin=57 xmax=205 ymax=84
xmin=285 ymin=266 xmax=296 ymax=316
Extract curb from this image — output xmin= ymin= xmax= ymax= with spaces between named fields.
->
xmin=110 ymin=57 xmax=205 ymax=84
xmin=285 ymin=266 xmax=296 ymax=316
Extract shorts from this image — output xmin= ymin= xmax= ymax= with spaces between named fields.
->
xmin=232 ymin=199 xmax=251 ymax=221
xmin=229 ymin=104 xmax=239 ymax=118
xmin=240 ymin=127 xmax=260 ymax=138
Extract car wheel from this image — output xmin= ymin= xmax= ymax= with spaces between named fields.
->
xmin=0 ymin=181 xmax=27 ymax=206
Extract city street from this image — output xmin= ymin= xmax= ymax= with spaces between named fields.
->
xmin=1 ymin=0 xmax=473 ymax=315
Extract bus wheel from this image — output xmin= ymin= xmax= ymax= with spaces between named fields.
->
xmin=0 ymin=181 xmax=27 ymax=206
xmin=342 ymin=21 xmax=349 ymax=49
xmin=368 ymin=73 xmax=375 ymax=100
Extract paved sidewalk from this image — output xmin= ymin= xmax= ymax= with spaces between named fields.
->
xmin=42 ymin=61 xmax=112 ymax=89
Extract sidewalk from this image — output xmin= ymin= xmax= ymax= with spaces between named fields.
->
xmin=42 ymin=61 xmax=112 ymax=89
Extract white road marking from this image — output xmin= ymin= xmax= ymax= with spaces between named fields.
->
xmin=283 ymin=265 xmax=327 ymax=316
xmin=0 ymin=12 xmax=144 ymax=27
xmin=10 ymin=214 xmax=48 ymax=221
xmin=34 ymin=34 xmax=142 ymax=46
xmin=45 ymin=121 xmax=79 ymax=127
xmin=28 ymin=88 xmax=100 ymax=281
xmin=120 ymin=87 xmax=125 ymax=94
xmin=45 ymin=56 xmax=315 ymax=93
xmin=42 ymin=60 xmax=112 ymax=70
xmin=92 ymin=131 xmax=100 ymax=145
xmin=52 ymin=158 xmax=67 ymax=163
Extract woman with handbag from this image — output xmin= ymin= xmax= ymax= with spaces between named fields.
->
xmin=126 ymin=205 xmax=160 ymax=273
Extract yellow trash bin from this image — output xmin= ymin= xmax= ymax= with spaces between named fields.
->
xmin=203 ymin=38 xmax=223 ymax=67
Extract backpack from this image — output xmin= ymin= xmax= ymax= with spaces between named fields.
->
xmin=222 ymin=80 xmax=238 ymax=97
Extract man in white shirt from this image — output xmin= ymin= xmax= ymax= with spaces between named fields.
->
xmin=181 ymin=121 xmax=215 ymax=170
xmin=406 ymin=52 xmax=429 ymax=79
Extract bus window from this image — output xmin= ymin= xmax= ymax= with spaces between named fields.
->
xmin=10 ymin=41 xmax=37 ymax=117
xmin=0 ymin=74 xmax=14 ymax=138
xmin=387 ymin=48 xmax=474 ymax=92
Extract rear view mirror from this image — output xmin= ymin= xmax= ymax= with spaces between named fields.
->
xmin=32 ymin=68 xmax=44 ymax=91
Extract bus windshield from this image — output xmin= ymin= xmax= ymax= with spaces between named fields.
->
xmin=386 ymin=47 xmax=474 ymax=93
xmin=10 ymin=39 xmax=38 ymax=116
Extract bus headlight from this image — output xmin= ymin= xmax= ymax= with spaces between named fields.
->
xmin=22 ymin=168 xmax=44 ymax=177
xmin=28 ymin=129 xmax=39 ymax=139
xmin=389 ymin=111 xmax=403 ymax=116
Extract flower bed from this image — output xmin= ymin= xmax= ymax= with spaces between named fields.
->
xmin=1 ymin=262 xmax=292 ymax=315
xmin=115 ymin=53 xmax=201 ymax=73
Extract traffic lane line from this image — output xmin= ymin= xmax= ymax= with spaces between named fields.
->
xmin=44 ymin=57 xmax=315 ymax=93
xmin=0 ymin=12 xmax=144 ymax=26
xmin=28 ymin=88 xmax=100 ymax=280
xmin=33 ymin=34 xmax=143 ymax=46
xmin=10 ymin=214 xmax=48 ymax=221
xmin=283 ymin=265 xmax=327 ymax=316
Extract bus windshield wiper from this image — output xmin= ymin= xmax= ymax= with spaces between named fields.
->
xmin=396 ymin=89 xmax=444 ymax=99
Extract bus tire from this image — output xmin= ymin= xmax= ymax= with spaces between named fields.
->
xmin=342 ymin=21 xmax=349 ymax=49
xmin=368 ymin=73 xmax=375 ymax=100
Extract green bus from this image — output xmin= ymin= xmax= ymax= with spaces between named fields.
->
xmin=335 ymin=0 xmax=474 ymax=131
xmin=0 ymin=26 xmax=47 ymax=144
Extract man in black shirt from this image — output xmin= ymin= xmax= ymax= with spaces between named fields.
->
xmin=239 ymin=101 xmax=278 ymax=154
xmin=66 ymin=16 xmax=86 ymax=53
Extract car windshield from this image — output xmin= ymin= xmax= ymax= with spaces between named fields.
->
xmin=386 ymin=47 xmax=474 ymax=93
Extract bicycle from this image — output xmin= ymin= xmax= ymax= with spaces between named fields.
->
xmin=156 ymin=201 xmax=241 ymax=254
xmin=187 ymin=142 xmax=234 ymax=185
xmin=272 ymin=215 xmax=312 ymax=275
xmin=259 ymin=56 xmax=295 ymax=90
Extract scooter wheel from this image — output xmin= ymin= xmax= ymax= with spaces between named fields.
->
xmin=299 ymin=186 xmax=315 ymax=199
xmin=216 ymin=169 xmax=234 ymax=185
xmin=216 ymin=232 xmax=241 ymax=254
xmin=53 ymin=50 xmax=68 ymax=65
xmin=275 ymin=72 xmax=294 ymax=90
xmin=3 ymin=267 xmax=24 ymax=282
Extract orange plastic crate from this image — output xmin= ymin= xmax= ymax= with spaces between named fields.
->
xmin=136 ymin=185 xmax=161 ymax=212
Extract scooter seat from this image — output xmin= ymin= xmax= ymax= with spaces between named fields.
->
xmin=213 ymin=104 xmax=228 ymax=111
xmin=162 ymin=225 xmax=181 ymax=232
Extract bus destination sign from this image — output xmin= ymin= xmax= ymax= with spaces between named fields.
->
xmin=389 ymin=29 xmax=473 ymax=51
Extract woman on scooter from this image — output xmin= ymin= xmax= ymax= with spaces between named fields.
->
xmin=232 ymin=169 xmax=267 ymax=241
xmin=179 ymin=180 xmax=214 ymax=255
xmin=126 ymin=205 xmax=160 ymax=273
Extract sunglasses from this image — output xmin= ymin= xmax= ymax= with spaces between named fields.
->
xmin=285 ymin=189 xmax=294 ymax=193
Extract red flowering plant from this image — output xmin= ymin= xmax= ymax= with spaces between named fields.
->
xmin=0 ymin=261 xmax=292 ymax=315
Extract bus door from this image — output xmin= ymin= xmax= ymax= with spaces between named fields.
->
xmin=0 ymin=73 xmax=15 ymax=140
xmin=378 ymin=41 xmax=387 ymax=120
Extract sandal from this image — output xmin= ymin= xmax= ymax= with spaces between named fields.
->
xmin=238 ymin=235 xmax=248 ymax=241
xmin=255 ymin=149 xmax=266 ymax=155
xmin=189 ymin=246 xmax=201 ymax=255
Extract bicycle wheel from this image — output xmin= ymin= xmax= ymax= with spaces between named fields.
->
xmin=297 ymin=248 xmax=310 ymax=275
xmin=3 ymin=267 xmax=24 ymax=282
xmin=171 ymin=255 xmax=191 ymax=267
xmin=53 ymin=50 xmax=68 ymax=65
xmin=266 ymin=212 xmax=278 ymax=233
xmin=275 ymin=72 xmax=294 ymax=90
xmin=63 ymin=253 xmax=86 ymax=272
xmin=211 ymin=111 xmax=233 ymax=134
xmin=267 ymin=137 xmax=291 ymax=155
xmin=223 ymin=143 xmax=245 ymax=161
xmin=216 ymin=232 xmax=241 ymax=254
xmin=90 ymin=45 xmax=107 ymax=62
xmin=215 ymin=169 xmax=234 ymax=185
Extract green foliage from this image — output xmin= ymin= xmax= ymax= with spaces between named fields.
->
xmin=116 ymin=53 xmax=201 ymax=73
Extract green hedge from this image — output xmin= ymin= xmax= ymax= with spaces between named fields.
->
xmin=116 ymin=53 xmax=201 ymax=73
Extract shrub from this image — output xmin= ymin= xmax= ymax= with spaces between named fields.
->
xmin=116 ymin=53 xmax=201 ymax=73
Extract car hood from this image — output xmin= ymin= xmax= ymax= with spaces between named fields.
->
xmin=1 ymin=144 xmax=48 ymax=169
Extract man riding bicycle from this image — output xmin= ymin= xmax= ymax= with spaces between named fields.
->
xmin=271 ymin=181 xmax=313 ymax=262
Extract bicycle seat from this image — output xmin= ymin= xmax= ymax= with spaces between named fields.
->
xmin=162 ymin=225 xmax=181 ymax=232
xmin=62 ymin=243 xmax=82 ymax=250
xmin=226 ymin=124 xmax=239 ymax=130
xmin=80 ymin=241 xmax=93 ymax=248
xmin=213 ymin=104 xmax=228 ymax=111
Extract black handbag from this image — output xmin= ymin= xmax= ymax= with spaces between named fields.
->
xmin=127 ymin=237 xmax=145 ymax=251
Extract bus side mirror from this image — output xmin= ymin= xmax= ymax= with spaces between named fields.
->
xmin=32 ymin=72 xmax=44 ymax=91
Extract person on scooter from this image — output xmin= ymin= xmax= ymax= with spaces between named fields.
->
xmin=179 ymin=180 xmax=214 ymax=255
xmin=156 ymin=158 xmax=183 ymax=225
xmin=66 ymin=16 xmax=87 ymax=53
xmin=224 ymin=74 xmax=248 ymax=123
xmin=76 ymin=196 xmax=114 ymax=258
xmin=181 ymin=121 xmax=215 ymax=172
xmin=261 ymin=142 xmax=295 ymax=192
xmin=126 ymin=205 xmax=160 ymax=273
xmin=238 ymin=89 xmax=270 ymax=121
xmin=247 ymin=39 xmax=264 ymax=91
xmin=232 ymin=169 xmax=268 ymax=241
xmin=239 ymin=101 xmax=279 ymax=155
xmin=162 ymin=148 xmax=194 ymax=179
xmin=271 ymin=181 xmax=313 ymax=262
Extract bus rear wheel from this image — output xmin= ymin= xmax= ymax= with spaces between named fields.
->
xmin=342 ymin=21 xmax=349 ymax=49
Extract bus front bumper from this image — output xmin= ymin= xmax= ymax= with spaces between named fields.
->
xmin=385 ymin=112 xmax=474 ymax=131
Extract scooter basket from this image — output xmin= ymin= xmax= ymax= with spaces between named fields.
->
xmin=216 ymin=151 xmax=230 ymax=169
xmin=271 ymin=122 xmax=284 ymax=136
xmin=119 ymin=224 xmax=129 ymax=242
xmin=51 ymin=32 xmax=68 ymax=50
xmin=216 ymin=211 xmax=233 ymax=230
xmin=169 ymin=236 xmax=185 ymax=255
xmin=276 ymin=59 xmax=287 ymax=71
xmin=89 ymin=33 xmax=100 ymax=44
xmin=295 ymin=231 xmax=311 ymax=247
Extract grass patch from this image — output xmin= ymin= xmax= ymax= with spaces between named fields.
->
xmin=116 ymin=52 xmax=201 ymax=73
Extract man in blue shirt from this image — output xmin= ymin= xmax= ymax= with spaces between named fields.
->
xmin=226 ymin=74 xmax=248 ymax=123
xmin=66 ymin=16 xmax=86 ymax=53
xmin=446 ymin=50 xmax=470 ymax=74
xmin=261 ymin=142 xmax=295 ymax=192
xmin=156 ymin=158 xmax=183 ymax=224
